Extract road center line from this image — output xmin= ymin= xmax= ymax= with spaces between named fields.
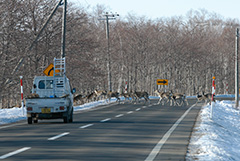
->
xmin=100 ymin=118 xmax=111 ymax=122
xmin=127 ymin=111 xmax=133 ymax=114
xmin=115 ymin=114 xmax=124 ymax=118
xmin=0 ymin=147 xmax=31 ymax=159
xmin=145 ymin=104 xmax=196 ymax=161
xmin=48 ymin=132 xmax=69 ymax=141
xmin=80 ymin=124 xmax=94 ymax=129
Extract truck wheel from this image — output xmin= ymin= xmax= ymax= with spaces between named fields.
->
xmin=63 ymin=115 xmax=69 ymax=123
xmin=34 ymin=119 xmax=38 ymax=123
xmin=28 ymin=117 xmax=32 ymax=124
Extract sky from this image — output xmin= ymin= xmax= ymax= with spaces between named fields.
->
xmin=1 ymin=96 xmax=240 ymax=160
xmin=69 ymin=0 xmax=240 ymax=20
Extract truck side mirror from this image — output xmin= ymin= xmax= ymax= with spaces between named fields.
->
xmin=72 ymin=88 xmax=76 ymax=94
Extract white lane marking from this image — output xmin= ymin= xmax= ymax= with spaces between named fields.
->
xmin=136 ymin=108 xmax=141 ymax=111
xmin=0 ymin=147 xmax=31 ymax=159
xmin=115 ymin=114 xmax=124 ymax=118
xmin=145 ymin=104 xmax=196 ymax=161
xmin=100 ymin=118 xmax=111 ymax=123
xmin=48 ymin=132 xmax=70 ymax=141
xmin=127 ymin=111 xmax=133 ymax=114
xmin=0 ymin=122 xmax=26 ymax=130
xmin=80 ymin=124 xmax=94 ymax=129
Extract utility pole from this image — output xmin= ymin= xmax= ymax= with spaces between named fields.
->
xmin=61 ymin=0 xmax=67 ymax=58
xmin=4 ymin=0 xmax=63 ymax=86
xmin=99 ymin=12 xmax=119 ymax=92
xmin=235 ymin=28 xmax=239 ymax=108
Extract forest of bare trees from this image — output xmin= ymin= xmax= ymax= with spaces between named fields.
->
xmin=0 ymin=0 xmax=239 ymax=108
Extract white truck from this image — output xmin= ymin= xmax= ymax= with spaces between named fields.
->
xmin=25 ymin=58 xmax=76 ymax=124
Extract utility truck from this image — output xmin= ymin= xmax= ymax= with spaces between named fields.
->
xmin=25 ymin=58 xmax=75 ymax=124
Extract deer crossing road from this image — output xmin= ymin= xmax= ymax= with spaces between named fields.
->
xmin=0 ymin=99 xmax=201 ymax=160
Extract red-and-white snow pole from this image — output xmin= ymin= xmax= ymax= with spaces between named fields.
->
xmin=20 ymin=76 xmax=24 ymax=115
xmin=226 ymin=83 xmax=228 ymax=94
xmin=210 ymin=76 xmax=216 ymax=119
xmin=212 ymin=76 xmax=215 ymax=101
xmin=125 ymin=80 xmax=128 ymax=93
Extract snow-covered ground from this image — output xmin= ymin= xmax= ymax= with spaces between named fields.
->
xmin=186 ymin=99 xmax=240 ymax=160
xmin=0 ymin=96 xmax=239 ymax=160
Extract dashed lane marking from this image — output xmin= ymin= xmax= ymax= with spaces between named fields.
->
xmin=80 ymin=124 xmax=94 ymax=129
xmin=100 ymin=118 xmax=111 ymax=123
xmin=48 ymin=132 xmax=70 ymax=141
xmin=115 ymin=114 xmax=124 ymax=118
xmin=136 ymin=108 xmax=141 ymax=111
xmin=0 ymin=147 xmax=31 ymax=159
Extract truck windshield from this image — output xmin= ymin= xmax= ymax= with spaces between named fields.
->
xmin=38 ymin=80 xmax=53 ymax=89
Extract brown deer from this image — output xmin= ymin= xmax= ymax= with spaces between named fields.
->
xmin=196 ymin=91 xmax=213 ymax=104
xmin=196 ymin=92 xmax=204 ymax=103
xmin=94 ymin=89 xmax=107 ymax=101
xmin=120 ymin=92 xmax=133 ymax=102
xmin=106 ymin=91 xmax=120 ymax=103
xmin=154 ymin=90 xmax=172 ymax=105
xmin=170 ymin=90 xmax=189 ymax=106
xmin=74 ymin=94 xmax=87 ymax=105
xmin=132 ymin=91 xmax=150 ymax=104
xmin=202 ymin=91 xmax=214 ymax=105
xmin=85 ymin=92 xmax=97 ymax=103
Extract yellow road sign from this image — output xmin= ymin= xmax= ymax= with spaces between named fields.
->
xmin=43 ymin=63 xmax=59 ymax=76
xmin=157 ymin=79 xmax=168 ymax=85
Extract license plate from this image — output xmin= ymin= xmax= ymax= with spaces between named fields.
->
xmin=41 ymin=108 xmax=51 ymax=113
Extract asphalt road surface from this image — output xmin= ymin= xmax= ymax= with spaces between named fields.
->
xmin=0 ymin=99 xmax=202 ymax=161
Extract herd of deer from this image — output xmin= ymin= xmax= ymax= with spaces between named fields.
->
xmin=73 ymin=89 xmax=214 ymax=106
xmin=73 ymin=90 xmax=150 ymax=105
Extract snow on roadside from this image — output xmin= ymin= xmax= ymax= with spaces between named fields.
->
xmin=186 ymin=100 xmax=240 ymax=160
xmin=0 ymin=107 xmax=26 ymax=125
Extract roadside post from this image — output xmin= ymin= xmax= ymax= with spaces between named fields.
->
xmin=125 ymin=80 xmax=128 ymax=93
xmin=210 ymin=76 xmax=216 ymax=119
xmin=226 ymin=83 xmax=228 ymax=94
xmin=20 ymin=76 xmax=24 ymax=115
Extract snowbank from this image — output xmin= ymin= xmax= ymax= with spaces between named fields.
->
xmin=186 ymin=100 xmax=240 ymax=160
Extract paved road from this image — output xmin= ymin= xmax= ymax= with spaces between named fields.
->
xmin=0 ymin=99 xmax=202 ymax=161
